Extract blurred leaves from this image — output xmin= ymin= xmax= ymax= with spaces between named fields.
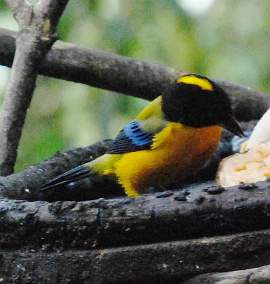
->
xmin=0 ymin=0 xmax=269 ymax=170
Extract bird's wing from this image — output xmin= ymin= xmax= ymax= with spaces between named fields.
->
xmin=136 ymin=96 xmax=162 ymax=120
xmin=108 ymin=96 xmax=167 ymax=154
xmin=107 ymin=120 xmax=158 ymax=154
xmin=42 ymin=97 xmax=166 ymax=191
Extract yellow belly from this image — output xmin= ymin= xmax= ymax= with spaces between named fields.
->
xmin=114 ymin=123 xmax=222 ymax=197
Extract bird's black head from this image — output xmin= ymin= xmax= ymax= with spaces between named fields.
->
xmin=162 ymin=73 xmax=244 ymax=136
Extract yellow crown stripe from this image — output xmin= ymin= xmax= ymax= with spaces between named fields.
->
xmin=177 ymin=75 xmax=213 ymax=91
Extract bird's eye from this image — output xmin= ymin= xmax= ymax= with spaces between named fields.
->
xmin=176 ymin=75 xmax=213 ymax=91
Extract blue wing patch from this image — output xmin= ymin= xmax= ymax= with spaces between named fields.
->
xmin=108 ymin=121 xmax=154 ymax=154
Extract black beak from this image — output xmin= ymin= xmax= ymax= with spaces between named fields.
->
xmin=221 ymin=115 xmax=245 ymax=137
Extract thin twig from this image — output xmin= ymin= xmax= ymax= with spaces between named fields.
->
xmin=5 ymin=0 xmax=33 ymax=26
xmin=0 ymin=1 xmax=69 ymax=176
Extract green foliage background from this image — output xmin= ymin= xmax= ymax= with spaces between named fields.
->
xmin=0 ymin=0 xmax=269 ymax=171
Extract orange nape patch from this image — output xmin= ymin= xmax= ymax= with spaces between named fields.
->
xmin=177 ymin=75 xmax=213 ymax=91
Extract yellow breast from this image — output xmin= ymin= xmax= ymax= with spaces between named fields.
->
xmin=115 ymin=123 xmax=222 ymax=197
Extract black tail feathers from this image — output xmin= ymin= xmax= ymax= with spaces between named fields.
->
xmin=41 ymin=165 xmax=92 ymax=191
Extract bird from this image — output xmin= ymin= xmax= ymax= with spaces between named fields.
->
xmin=42 ymin=73 xmax=244 ymax=198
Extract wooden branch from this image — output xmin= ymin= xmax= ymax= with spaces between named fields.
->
xmin=0 ymin=1 xmax=69 ymax=176
xmin=1 ymin=230 xmax=270 ymax=283
xmin=35 ymin=0 xmax=69 ymax=31
xmin=2 ymin=174 xmax=270 ymax=249
xmin=0 ymin=140 xmax=113 ymax=201
xmin=0 ymin=28 xmax=269 ymax=122
xmin=5 ymin=0 xmax=32 ymax=26
xmin=1 ymin=198 xmax=270 ymax=282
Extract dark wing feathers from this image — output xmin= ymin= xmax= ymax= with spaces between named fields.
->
xmin=108 ymin=120 xmax=154 ymax=154
xmin=41 ymin=165 xmax=91 ymax=191
xmin=42 ymin=121 xmax=155 ymax=191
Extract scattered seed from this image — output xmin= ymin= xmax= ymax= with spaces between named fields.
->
xmin=156 ymin=191 xmax=174 ymax=198
xmin=118 ymin=209 xmax=126 ymax=217
xmin=174 ymin=192 xmax=187 ymax=201
xmin=239 ymin=183 xmax=258 ymax=190
xmin=194 ymin=195 xmax=205 ymax=205
xmin=206 ymin=186 xmax=225 ymax=195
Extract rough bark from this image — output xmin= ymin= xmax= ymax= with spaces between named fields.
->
xmin=0 ymin=140 xmax=114 ymax=200
xmin=0 ymin=28 xmax=269 ymax=122
xmin=1 ymin=178 xmax=270 ymax=249
xmin=1 ymin=229 xmax=270 ymax=283
xmin=0 ymin=1 xmax=69 ymax=176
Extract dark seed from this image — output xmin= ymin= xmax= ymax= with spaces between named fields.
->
xmin=118 ymin=209 xmax=126 ymax=216
xmin=174 ymin=192 xmax=187 ymax=201
xmin=206 ymin=186 xmax=225 ymax=195
xmin=239 ymin=183 xmax=258 ymax=190
xmin=156 ymin=191 xmax=174 ymax=198
xmin=194 ymin=195 xmax=205 ymax=205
